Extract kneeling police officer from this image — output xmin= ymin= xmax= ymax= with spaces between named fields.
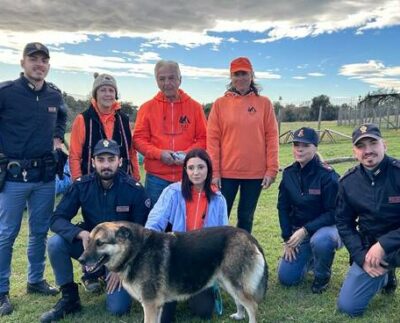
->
xmin=41 ymin=139 xmax=151 ymax=322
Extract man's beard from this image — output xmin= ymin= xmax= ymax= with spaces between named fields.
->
xmin=99 ymin=169 xmax=116 ymax=180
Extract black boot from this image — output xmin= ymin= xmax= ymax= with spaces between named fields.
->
xmin=40 ymin=282 xmax=81 ymax=323
xmin=0 ymin=292 xmax=13 ymax=316
xmin=383 ymin=269 xmax=397 ymax=294
xmin=311 ymin=277 xmax=330 ymax=294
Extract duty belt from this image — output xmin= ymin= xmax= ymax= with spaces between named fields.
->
xmin=7 ymin=158 xmax=42 ymax=182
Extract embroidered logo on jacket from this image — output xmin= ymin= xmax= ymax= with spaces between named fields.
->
xmin=248 ymin=106 xmax=256 ymax=114
xmin=179 ymin=115 xmax=190 ymax=128
xmin=48 ymin=107 xmax=57 ymax=113
xmin=308 ymin=189 xmax=321 ymax=195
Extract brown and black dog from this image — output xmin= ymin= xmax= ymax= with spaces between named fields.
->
xmin=79 ymin=221 xmax=268 ymax=323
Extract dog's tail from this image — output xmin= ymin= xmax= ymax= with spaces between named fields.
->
xmin=252 ymin=243 xmax=268 ymax=303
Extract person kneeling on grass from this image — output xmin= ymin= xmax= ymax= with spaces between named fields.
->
xmin=277 ymin=127 xmax=342 ymax=293
xmin=145 ymin=148 xmax=228 ymax=322
xmin=336 ymin=124 xmax=399 ymax=317
xmin=40 ymin=139 xmax=150 ymax=322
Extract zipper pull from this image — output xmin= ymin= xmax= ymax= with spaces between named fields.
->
xmin=36 ymin=95 xmax=39 ymax=101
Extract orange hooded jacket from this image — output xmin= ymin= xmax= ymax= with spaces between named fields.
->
xmin=133 ymin=89 xmax=207 ymax=182
xmin=207 ymin=91 xmax=279 ymax=179
xmin=69 ymin=99 xmax=140 ymax=181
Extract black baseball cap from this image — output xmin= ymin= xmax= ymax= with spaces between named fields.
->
xmin=292 ymin=127 xmax=319 ymax=146
xmin=352 ymin=123 xmax=382 ymax=145
xmin=23 ymin=42 xmax=50 ymax=58
xmin=93 ymin=139 xmax=120 ymax=156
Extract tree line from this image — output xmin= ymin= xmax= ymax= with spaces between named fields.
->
xmin=63 ymin=93 xmax=345 ymax=131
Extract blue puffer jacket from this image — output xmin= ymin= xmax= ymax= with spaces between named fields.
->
xmin=145 ymin=182 xmax=228 ymax=232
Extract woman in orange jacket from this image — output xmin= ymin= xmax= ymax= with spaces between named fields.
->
xmin=207 ymin=57 xmax=279 ymax=233
xmin=69 ymin=73 xmax=140 ymax=182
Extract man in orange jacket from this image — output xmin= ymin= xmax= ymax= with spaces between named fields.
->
xmin=133 ymin=60 xmax=207 ymax=205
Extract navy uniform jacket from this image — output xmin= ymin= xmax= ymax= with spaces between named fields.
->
xmin=50 ymin=170 xmax=151 ymax=243
xmin=277 ymin=156 xmax=339 ymax=241
xmin=0 ymin=76 xmax=67 ymax=159
xmin=336 ymin=155 xmax=400 ymax=267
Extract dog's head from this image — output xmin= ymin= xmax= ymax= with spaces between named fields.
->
xmin=78 ymin=222 xmax=141 ymax=273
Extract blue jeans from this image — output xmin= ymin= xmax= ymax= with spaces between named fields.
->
xmin=47 ymin=234 xmax=132 ymax=315
xmin=278 ymin=226 xmax=342 ymax=286
xmin=220 ymin=178 xmax=263 ymax=233
xmin=337 ymin=262 xmax=389 ymax=316
xmin=0 ymin=180 xmax=55 ymax=293
xmin=145 ymin=173 xmax=173 ymax=207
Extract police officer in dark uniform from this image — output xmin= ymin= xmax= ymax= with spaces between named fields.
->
xmin=277 ymin=127 xmax=342 ymax=293
xmin=336 ymin=123 xmax=400 ymax=316
xmin=0 ymin=42 xmax=67 ymax=316
xmin=41 ymin=139 xmax=151 ymax=323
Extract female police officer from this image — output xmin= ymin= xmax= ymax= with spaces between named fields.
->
xmin=277 ymin=127 xmax=342 ymax=293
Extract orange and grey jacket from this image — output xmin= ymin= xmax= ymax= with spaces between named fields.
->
xmin=133 ymin=89 xmax=207 ymax=182
xmin=69 ymin=99 xmax=140 ymax=181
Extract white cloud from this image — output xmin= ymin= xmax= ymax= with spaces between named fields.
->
xmin=0 ymin=46 xmax=281 ymax=80
xmin=339 ymin=60 xmax=400 ymax=90
xmin=293 ymin=76 xmax=307 ymax=80
xmin=227 ymin=37 xmax=239 ymax=43
xmin=308 ymin=72 xmax=325 ymax=77
xmin=0 ymin=1 xmax=398 ymax=50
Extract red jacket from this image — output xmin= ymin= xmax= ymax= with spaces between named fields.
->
xmin=133 ymin=89 xmax=207 ymax=182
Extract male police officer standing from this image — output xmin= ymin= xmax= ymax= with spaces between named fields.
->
xmin=41 ymin=139 xmax=150 ymax=322
xmin=0 ymin=42 xmax=67 ymax=316
xmin=336 ymin=123 xmax=400 ymax=316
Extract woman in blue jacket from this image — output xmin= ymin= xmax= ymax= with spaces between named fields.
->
xmin=145 ymin=148 xmax=228 ymax=322
xmin=277 ymin=127 xmax=342 ymax=294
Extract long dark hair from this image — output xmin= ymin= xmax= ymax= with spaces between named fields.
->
xmin=227 ymin=77 xmax=262 ymax=96
xmin=181 ymin=148 xmax=215 ymax=202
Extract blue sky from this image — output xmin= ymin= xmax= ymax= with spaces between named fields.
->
xmin=0 ymin=0 xmax=399 ymax=106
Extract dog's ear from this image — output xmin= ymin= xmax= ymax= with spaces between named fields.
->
xmin=116 ymin=226 xmax=132 ymax=241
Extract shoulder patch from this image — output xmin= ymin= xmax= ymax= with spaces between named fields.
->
xmin=339 ymin=166 xmax=357 ymax=182
xmin=320 ymin=161 xmax=333 ymax=171
xmin=392 ymin=159 xmax=400 ymax=169
xmin=283 ymin=162 xmax=296 ymax=171
xmin=75 ymin=174 xmax=93 ymax=184
xmin=124 ymin=176 xmax=144 ymax=189
xmin=0 ymin=81 xmax=13 ymax=91
xmin=47 ymin=82 xmax=62 ymax=93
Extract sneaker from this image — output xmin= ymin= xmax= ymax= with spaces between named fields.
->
xmin=81 ymin=276 xmax=104 ymax=293
xmin=27 ymin=280 xmax=59 ymax=296
xmin=383 ymin=269 xmax=397 ymax=294
xmin=0 ymin=293 xmax=13 ymax=316
xmin=311 ymin=277 xmax=330 ymax=294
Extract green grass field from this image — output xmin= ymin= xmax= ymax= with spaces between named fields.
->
xmin=3 ymin=121 xmax=400 ymax=322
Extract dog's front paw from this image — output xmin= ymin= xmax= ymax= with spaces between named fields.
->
xmin=230 ymin=312 xmax=246 ymax=320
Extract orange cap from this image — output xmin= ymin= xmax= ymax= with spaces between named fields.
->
xmin=230 ymin=57 xmax=253 ymax=73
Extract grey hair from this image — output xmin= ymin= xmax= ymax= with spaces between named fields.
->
xmin=154 ymin=60 xmax=181 ymax=79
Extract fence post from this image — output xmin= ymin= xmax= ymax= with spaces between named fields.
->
xmin=317 ymin=105 xmax=323 ymax=130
